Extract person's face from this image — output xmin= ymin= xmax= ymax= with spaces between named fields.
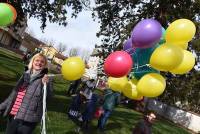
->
xmin=32 ymin=56 xmax=46 ymax=71
xmin=147 ymin=113 xmax=156 ymax=123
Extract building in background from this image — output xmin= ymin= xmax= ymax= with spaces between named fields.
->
xmin=42 ymin=45 xmax=67 ymax=65
xmin=0 ymin=17 xmax=27 ymax=53
xmin=19 ymin=32 xmax=45 ymax=53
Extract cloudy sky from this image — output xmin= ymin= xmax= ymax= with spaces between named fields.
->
xmin=27 ymin=10 xmax=101 ymax=55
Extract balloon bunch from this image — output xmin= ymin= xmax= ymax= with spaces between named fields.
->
xmin=151 ymin=19 xmax=196 ymax=74
xmin=0 ymin=3 xmax=17 ymax=26
xmin=104 ymin=18 xmax=196 ymax=99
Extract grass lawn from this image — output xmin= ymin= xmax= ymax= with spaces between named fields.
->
xmin=0 ymin=48 xmax=191 ymax=134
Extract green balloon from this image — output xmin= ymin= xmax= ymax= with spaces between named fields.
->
xmin=131 ymin=44 xmax=160 ymax=79
xmin=159 ymin=27 xmax=166 ymax=45
xmin=0 ymin=3 xmax=14 ymax=26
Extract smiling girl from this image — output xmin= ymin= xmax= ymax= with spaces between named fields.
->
xmin=0 ymin=53 xmax=53 ymax=134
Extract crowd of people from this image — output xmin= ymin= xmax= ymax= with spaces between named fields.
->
xmin=67 ymin=79 xmax=121 ymax=133
xmin=0 ymin=50 xmax=157 ymax=134
xmin=66 ymin=76 xmax=156 ymax=134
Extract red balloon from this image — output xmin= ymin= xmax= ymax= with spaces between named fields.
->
xmin=104 ymin=51 xmax=133 ymax=77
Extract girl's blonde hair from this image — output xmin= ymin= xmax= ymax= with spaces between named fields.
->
xmin=28 ymin=53 xmax=48 ymax=70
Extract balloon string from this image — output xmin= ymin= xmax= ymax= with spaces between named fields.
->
xmin=132 ymin=64 xmax=150 ymax=70
xmin=47 ymin=74 xmax=62 ymax=77
xmin=131 ymin=70 xmax=154 ymax=73
xmin=41 ymin=83 xmax=47 ymax=134
xmin=124 ymin=48 xmax=134 ymax=53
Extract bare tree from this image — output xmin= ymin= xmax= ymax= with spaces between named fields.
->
xmin=68 ymin=47 xmax=80 ymax=57
xmin=40 ymin=38 xmax=55 ymax=47
xmin=80 ymin=49 xmax=91 ymax=61
xmin=56 ymin=42 xmax=67 ymax=53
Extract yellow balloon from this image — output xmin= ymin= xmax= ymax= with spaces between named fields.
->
xmin=150 ymin=43 xmax=183 ymax=71
xmin=172 ymin=42 xmax=188 ymax=50
xmin=108 ymin=76 xmax=128 ymax=92
xmin=61 ymin=57 xmax=85 ymax=80
xmin=166 ymin=19 xmax=196 ymax=49
xmin=137 ymin=73 xmax=166 ymax=97
xmin=123 ymin=81 xmax=143 ymax=100
xmin=130 ymin=78 xmax=138 ymax=85
xmin=170 ymin=50 xmax=195 ymax=74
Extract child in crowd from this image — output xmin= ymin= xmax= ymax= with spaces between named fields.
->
xmin=97 ymin=88 xmax=121 ymax=132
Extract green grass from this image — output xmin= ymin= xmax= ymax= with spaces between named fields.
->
xmin=0 ymin=48 xmax=191 ymax=134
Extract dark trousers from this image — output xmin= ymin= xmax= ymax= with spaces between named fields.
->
xmin=97 ymin=109 xmax=111 ymax=130
xmin=5 ymin=116 xmax=37 ymax=134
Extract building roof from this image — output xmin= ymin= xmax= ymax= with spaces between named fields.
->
xmin=24 ymin=33 xmax=46 ymax=47
xmin=55 ymin=52 xmax=67 ymax=60
xmin=0 ymin=26 xmax=21 ymax=41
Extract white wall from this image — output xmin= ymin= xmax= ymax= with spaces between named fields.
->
xmin=147 ymin=99 xmax=200 ymax=133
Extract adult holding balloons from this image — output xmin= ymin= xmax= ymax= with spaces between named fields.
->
xmin=131 ymin=19 xmax=162 ymax=48
xmin=104 ymin=51 xmax=133 ymax=77
xmin=0 ymin=3 xmax=17 ymax=26
xmin=61 ymin=57 xmax=85 ymax=81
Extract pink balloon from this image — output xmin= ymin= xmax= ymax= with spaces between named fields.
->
xmin=104 ymin=51 xmax=133 ymax=77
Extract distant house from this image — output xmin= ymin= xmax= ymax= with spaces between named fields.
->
xmin=19 ymin=32 xmax=45 ymax=53
xmin=0 ymin=20 xmax=66 ymax=66
xmin=41 ymin=46 xmax=67 ymax=65
xmin=0 ymin=18 xmax=27 ymax=53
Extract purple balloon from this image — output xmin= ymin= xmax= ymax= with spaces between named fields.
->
xmin=131 ymin=19 xmax=162 ymax=48
xmin=123 ymin=38 xmax=135 ymax=54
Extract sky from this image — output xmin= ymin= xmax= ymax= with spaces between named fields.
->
xmin=27 ymin=10 xmax=101 ymax=55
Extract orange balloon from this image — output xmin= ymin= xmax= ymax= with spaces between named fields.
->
xmin=6 ymin=3 xmax=17 ymax=22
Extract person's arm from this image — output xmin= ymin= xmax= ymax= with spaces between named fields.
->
xmin=0 ymin=75 xmax=24 ymax=112
xmin=0 ymin=90 xmax=15 ymax=113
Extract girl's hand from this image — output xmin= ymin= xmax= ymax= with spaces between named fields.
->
xmin=42 ymin=74 xmax=49 ymax=84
